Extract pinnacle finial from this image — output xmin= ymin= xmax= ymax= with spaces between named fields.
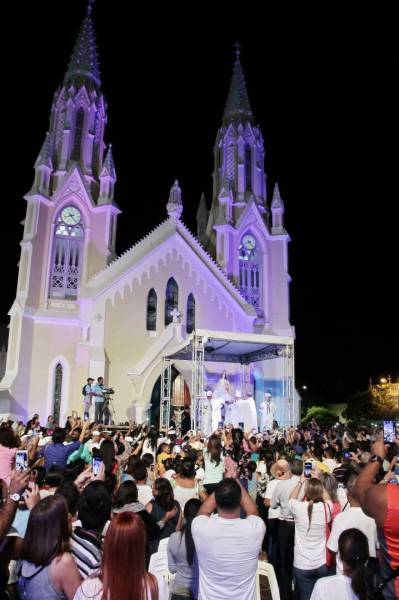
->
xmin=271 ymin=182 xmax=283 ymax=208
xmin=166 ymin=180 xmax=183 ymax=220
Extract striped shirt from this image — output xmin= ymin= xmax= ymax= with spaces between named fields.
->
xmin=70 ymin=527 xmax=102 ymax=578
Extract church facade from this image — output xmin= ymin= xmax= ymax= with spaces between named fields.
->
xmin=0 ymin=8 xmax=299 ymax=427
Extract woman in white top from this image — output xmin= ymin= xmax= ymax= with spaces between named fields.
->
xmin=289 ymin=475 xmax=332 ymax=600
xmin=171 ymin=458 xmax=200 ymax=510
xmin=202 ymin=434 xmax=224 ymax=495
xmin=311 ymin=528 xmax=372 ymax=600
xmin=74 ymin=512 xmax=157 ymax=600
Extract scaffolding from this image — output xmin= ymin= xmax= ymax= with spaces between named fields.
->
xmin=159 ymin=328 xmax=296 ymax=430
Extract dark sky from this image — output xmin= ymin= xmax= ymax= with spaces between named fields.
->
xmin=2 ymin=3 xmax=398 ymax=402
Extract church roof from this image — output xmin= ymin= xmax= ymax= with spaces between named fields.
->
xmin=85 ymin=218 xmax=256 ymax=317
xmin=223 ymin=44 xmax=254 ymax=125
xmin=64 ymin=2 xmax=101 ymax=90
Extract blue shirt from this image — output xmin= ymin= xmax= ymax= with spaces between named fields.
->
xmin=92 ymin=383 xmax=105 ymax=403
xmin=40 ymin=440 xmax=81 ymax=470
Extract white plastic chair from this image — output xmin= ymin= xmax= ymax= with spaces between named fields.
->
xmin=256 ymin=560 xmax=280 ymax=600
xmin=148 ymin=550 xmax=174 ymax=600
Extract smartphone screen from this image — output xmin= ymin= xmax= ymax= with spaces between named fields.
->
xmin=238 ymin=422 xmax=244 ymax=430
xmin=174 ymin=445 xmax=181 ymax=454
xmin=383 ymin=420 xmax=396 ymax=443
xmin=92 ymin=456 xmax=103 ymax=476
xmin=344 ymin=451 xmax=351 ymax=459
xmin=218 ymin=421 xmax=223 ymax=429
xmin=304 ymin=461 xmax=312 ymax=478
xmin=16 ymin=450 xmax=28 ymax=471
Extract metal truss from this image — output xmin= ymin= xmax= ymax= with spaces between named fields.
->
xmin=160 ymin=357 xmax=172 ymax=430
xmin=283 ymin=344 xmax=295 ymax=426
xmin=191 ymin=333 xmax=205 ymax=431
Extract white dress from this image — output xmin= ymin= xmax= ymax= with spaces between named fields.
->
xmin=260 ymin=400 xmax=276 ymax=431
xmin=201 ymin=398 xmax=213 ymax=436
xmin=241 ymin=396 xmax=258 ymax=431
xmin=211 ymin=397 xmax=224 ymax=432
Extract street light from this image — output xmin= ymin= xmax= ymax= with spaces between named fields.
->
xmin=380 ymin=378 xmax=387 ymax=384
xmin=301 ymin=385 xmax=308 ymax=391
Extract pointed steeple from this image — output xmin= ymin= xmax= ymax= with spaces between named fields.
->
xmin=101 ymin=144 xmax=116 ymax=179
xmin=34 ymin=132 xmax=54 ymax=168
xmin=166 ymin=180 xmax=183 ymax=220
xmin=223 ymin=43 xmax=253 ymax=125
xmin=64 ymin=1 xmax=101 ymax=90
xmin=271 ymin=183 xmax=283 ymax=208
xmin=271 ymin=182 xmax=285 ymax=233
xmin=99 ymin=144 xmax=117 ymax=205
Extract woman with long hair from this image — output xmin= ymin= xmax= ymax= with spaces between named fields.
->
xmin=146 ymin=478 xmax=181 ymax=554
xmin=288 ymin=474 xmax=333 ymax=600
xmin=74 ymin=512 xmax=158 ymax=600
xmin=171 ymin=458 xmax=200 ymax=510
xmin=18 ymin=495 xmax=82 ymax=599
xmin=167 ymin=498 xmax=201 ymax=600
xmin=310 ymin=528 xmax=374 ymax=600
xmin=202 ymin=434 xmax=224 ymax=495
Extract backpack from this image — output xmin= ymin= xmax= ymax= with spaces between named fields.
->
xmin=82 ymin=384 xmax=87 ymax=396
xmin=365 ymin=557 xmax=399 ymax=600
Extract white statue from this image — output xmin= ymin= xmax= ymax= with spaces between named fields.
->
xmin=212 ymin=372 xmax=233 ymax=430
xmin=201 ymin=391 xmax=213 ymax=436
xmin=260 ymin=392 xmax=277 ymax=432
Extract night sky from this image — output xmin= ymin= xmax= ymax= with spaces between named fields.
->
xmin=2 ymin=3 xmax=397 ymax=403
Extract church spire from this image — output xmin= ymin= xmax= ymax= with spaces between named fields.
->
xmin=64 ymin=0 xmax=101 ymax=90
xmin=166 ymin=180 xmax=183 ymax=220
xmin=223 ymin=43 xmax=253 ymax=125
xmin=271 ymin=182 xmax=285 ymax=234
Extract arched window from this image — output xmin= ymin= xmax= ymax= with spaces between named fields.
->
xmin=186 ymin=293 xmax=195 ymax=334
xmin=49 ymin=206 xmax=84 ymax=299
xmin=146 ymin=288 xmax=157 ymax=331
xmin=53 ymin=363 xmax=63 ymax=424
xmin=238 ymin=232 xmax=262 ymax=315
xmin=71 ymin=107 xmax=85 ymax=161
xmin=165 ymin=278 xmax=178 ymax=326
xmin=245 ymin=144 xmax=252 ymax=191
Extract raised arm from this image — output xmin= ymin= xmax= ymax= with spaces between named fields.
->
xmin=353 ymin=436 xmax=388 ymax=527
xmin=238 ymin=481 xmax=259 ymax=516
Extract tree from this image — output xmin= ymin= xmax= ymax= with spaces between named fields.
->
xmin=343 ymin=389 xmax=399 ymax=423
xmin=301 ymin=405 xmax=337 ymax=427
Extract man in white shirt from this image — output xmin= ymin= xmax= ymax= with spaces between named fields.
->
xmin=271 ymin=459 xmax=303 ymax=600
xmin=327 ymin=472 xmax=378 ymax=573
xmin=192 ymin=478 xmax=265 ymax=600
xmin=263 ymin=461 xmax=284 ymax=577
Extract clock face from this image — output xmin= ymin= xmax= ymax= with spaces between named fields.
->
xmin=61 ymin=206 xmax=81 ymax=225
xmin=242 ymin=234 xmax=256 ymax=250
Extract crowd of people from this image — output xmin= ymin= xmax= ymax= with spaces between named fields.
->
xmin=0 ymin=412 xmax=398 ymax=599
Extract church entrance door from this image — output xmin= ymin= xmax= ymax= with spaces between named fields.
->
xmin=150 ymin=366 xmax=191 ymax=428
